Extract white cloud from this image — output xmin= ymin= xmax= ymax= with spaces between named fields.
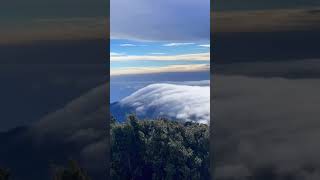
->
xmin=110 ymin=52 xmax=210 ymax=61
xmin=119 ymin=43 xmax=137 ymax=47
xmin=110 ymin=64 xmax=210 ymax=76
xmin=163 ymin=42 xmax=195 ymax=47
xmin=110 ymin=52 xmax=125 ymax=56
xmin=198 ymin=44 xmax=210 ymax=48
xmin=150 ymin=52 xmax=166 ymax=55
xmin=113 ymin=83 xmax=210 ymax=124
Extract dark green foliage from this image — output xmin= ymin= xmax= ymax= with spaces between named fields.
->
xmin=53 ymin=160 xmax=91 ymax=180
xmin=0 ymin=168 xmax=10 ymax=180
xmin=111 ymin=115 xmax=210 ymax=180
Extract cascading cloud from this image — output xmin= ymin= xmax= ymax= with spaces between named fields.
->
xmin=113 ymin=83 xmax=210 ymax=124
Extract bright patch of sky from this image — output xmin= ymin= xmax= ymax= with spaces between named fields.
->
xmin=110 ymin=39 xmax=210 ymax=75
xmin=111 ymin=39 xmax=209 ymax=56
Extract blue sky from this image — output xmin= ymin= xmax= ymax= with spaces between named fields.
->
xmin=111 ymin=39 xmax=209 ymax=56
xmin=110 ymin=0 xmax=210 ymax=77
xmin=111 ymin=39 xmax=210 ymax=75
xmin=110 ymin=0 xmax=210 ymax=102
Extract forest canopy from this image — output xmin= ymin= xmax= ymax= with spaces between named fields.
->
xmin=111 ymin=115 xmax=210 ymax=180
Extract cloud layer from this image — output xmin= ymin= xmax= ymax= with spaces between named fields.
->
xmin=31 ymin=83 xmax=108 ymax=174
xmin=112 ymin=83 xmax=210 ymax=124
xmin=213 ymin=8 xmax=320 ymax=33
xmin=0 ymin=17 xmax=107 ymax=44
xmin=213 ymin=75 xmax=320 ymax=179
xmin=111 ymin=64 xmax=209 ymax=76
xmin=111 ymin=0 xmax=210 ymax=41
xmin=214 ymin=59 xmax=320 ymax=78
xmin=110 ymin=52 xmax=210 ymax=61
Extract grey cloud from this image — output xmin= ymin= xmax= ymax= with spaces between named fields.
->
xmin=214 ymin=0 xmax=320 ymax=11
xmin=0 ymin=82 xmax=109 ymax=179
xmin=0 ymin=65 xmax=107 ymax=131
xmin=214 ymin=59 xmax=320 ymax=79
xmin=0 ymin=0 xmax=107 ymax=19
xmin=212 ymin=75 xmax=320 ymax=179
xmin=111 ymin=0 xmax=210 ymax=41
xmin=31 ymin=83 xmax=107 ymax=140
xmin=28 ymin=83 xmax=109 ymax=174
xmin=0 ymin=0 xmax=108 ymax=44
xmin=213 ymin=8 xmax=320 ymax=33
xmin=80 ymin=138 xmax=108 ymax=173
xmin=0 ymin=17 xmax=108 ymax=44
xmin=212 ymin=31 xmax=320 ymax=63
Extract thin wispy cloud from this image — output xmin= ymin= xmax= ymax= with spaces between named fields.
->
xmin=149 ymin=53 xmax=167 ymax=55
xmin=110 ymin=64 xmax=210 ymax=76
xmin=198 ymin=44 xmax=210 ymax=48
xmin=110 ymin=52 xmax=210 ymax=61
xmin=120 ymin=43 xmax=137 ymax=47
xmin=0 ymin=17 xmax=107 ymax=44
xmin=214 ymin=9 xmax=320 ymax=33
xmin=110 ymin=52 xmax=125 ymax=56
xmin=163 ymin=43 xmax=195 ymax=47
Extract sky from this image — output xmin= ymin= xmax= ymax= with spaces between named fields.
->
xmin=110 ymin=0 xmax=210 ymax=102
xmin=110 ymin=40 xmax=210 ymax=76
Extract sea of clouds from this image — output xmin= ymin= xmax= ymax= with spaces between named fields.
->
xmin=114 ymin=83 xmax=210 ymax=124
xmin=212 ymin=74 xmax=320 ymax=179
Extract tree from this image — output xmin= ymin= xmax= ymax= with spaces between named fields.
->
xmin=111 ymin=115 xmax=210 ymax=180
xmin=53 ymin=160 xmax=91 ymax=180
xmin=0 ymin=168 xmax=10 ymax=180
